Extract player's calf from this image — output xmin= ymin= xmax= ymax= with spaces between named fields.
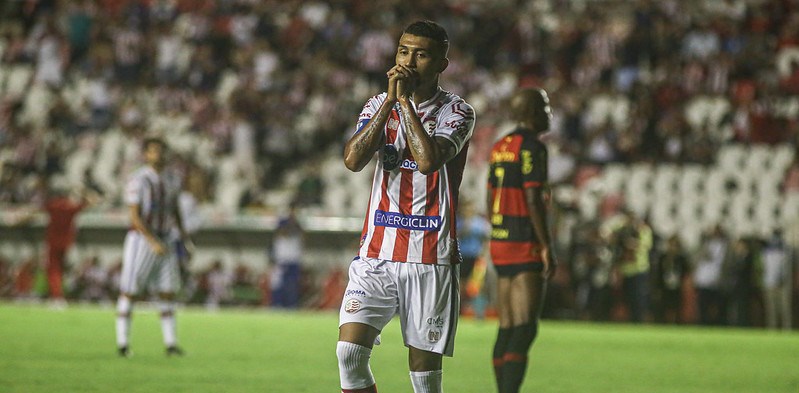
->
xmin=501 ymin=322 xmax=539 ymax=393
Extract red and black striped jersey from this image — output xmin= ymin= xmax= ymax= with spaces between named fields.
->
xmin=487 ymin=129 xmax=548 ymax=266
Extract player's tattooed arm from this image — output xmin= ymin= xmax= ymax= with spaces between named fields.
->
xmin=343 ymin=101 xmax=392 ymax=172
xmin=398 ymin=98 xmax=456 ymax=175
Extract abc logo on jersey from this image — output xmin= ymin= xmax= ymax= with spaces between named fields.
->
xmin=399 ymin=159 xmax=418 ymax=171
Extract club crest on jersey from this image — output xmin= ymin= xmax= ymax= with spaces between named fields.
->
xmin=374 ymin=210 xmax=441 ymax=231
xmin=423 ymin=120 xmax=436 ymax=135
xmin=382 ymin=144 xmax=400 ymax=171
xmin=387 ymin=118 xmax=400 ymax=132
xmin=344 ymin=299 xmax=361 ymax=313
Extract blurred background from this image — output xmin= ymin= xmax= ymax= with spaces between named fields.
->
xmin=0 ymin=0 xmax=796 ymax=329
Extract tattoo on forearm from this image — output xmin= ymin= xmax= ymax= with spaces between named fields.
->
xmin=353 ymin=109 xmax=391 ymax=154
xmin=402 ymin=108 xmax=425 ymax=154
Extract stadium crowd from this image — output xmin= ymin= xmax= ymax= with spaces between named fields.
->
xmin=0 ymin=0 xmax=798 ymax=328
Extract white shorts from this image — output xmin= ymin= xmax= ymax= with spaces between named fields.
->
xmin=339 ymin=256 xmax=460 ymax=356
xmin=119 ymin=231 xmax=180 ymax=296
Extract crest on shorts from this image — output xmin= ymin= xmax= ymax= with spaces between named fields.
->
xmin=427 ymin=329 xmax=441 ymax=343
xmin=344 ymin=299 xmax=361 ymax=313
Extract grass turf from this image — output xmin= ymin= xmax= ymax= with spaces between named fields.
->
xmin=0 ymin=302 xmax=797 ymax=393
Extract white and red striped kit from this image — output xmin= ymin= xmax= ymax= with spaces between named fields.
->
xmin=120 ymin=166 xmax=181 ymax=295
xmin=356 ymin=88 xmax=476 ymax=265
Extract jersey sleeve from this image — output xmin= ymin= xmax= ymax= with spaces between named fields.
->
xmin=354 ymin=94 xmax=385 ymax=135
xmin=434 ymin=100 xmax=475 ymax=154
xmin=124 ymin=175 xmax=143 ymax=206
xmin=521 ymin=139 xmax=548 ymax=188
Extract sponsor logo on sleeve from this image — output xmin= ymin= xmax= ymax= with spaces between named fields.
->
xmin=355 ymin=118 xmax=370 ymax=134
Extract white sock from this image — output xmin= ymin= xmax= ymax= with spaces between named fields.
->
xmin=159 ymin=301 xmax=177 ymax=347
xmin=336 ymin=341 xmax=376 ymax=390
xmin=116 ymin=296 xmax=132 ymax=348
xmin=410 ymin=370 xmax=443 ymax=393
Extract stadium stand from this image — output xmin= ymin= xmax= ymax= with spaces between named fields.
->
xmin=0 ymin=0 xmax=796 ymax=327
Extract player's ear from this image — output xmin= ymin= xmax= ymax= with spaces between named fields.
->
xmin=438 ymin=57 xmax=449 ymax=73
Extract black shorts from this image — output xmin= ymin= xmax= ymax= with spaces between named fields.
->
xmin=493 ymin=262 xmax=544 ymax=277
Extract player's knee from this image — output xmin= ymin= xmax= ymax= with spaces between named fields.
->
xmin=337 ymin=341 xmax=375 ymax=389
xmin=509 ymin=322 xmax=538 ymax=354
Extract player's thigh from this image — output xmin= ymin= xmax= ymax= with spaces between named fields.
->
xmin=408 ymin=346 xmax=443 ymax=371
xmin=339 ymin=322 xmax=381 ymax=349
xmin=153 ymin=249 xmax=180 ymax=294
xmin=509 ymin=271 xmax=547 ymax=325
xmin=339 ymin=257 xmax=399 ymax=341
xmin=120 ymin=233 xmax=157 ymax=295
xmin=496 ymin=276 xmax=514 ymax=328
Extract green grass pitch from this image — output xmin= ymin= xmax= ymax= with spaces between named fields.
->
xmin=1 ymin=303 xmax=797 ymax=393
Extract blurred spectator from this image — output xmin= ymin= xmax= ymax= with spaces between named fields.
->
xmin=725 ymin=238 xmax=757 ymax=327
xmin=608 ymin=210 xmax=653 ymax=323
xmin=693 ymin=225 xmax=730 ymax=326
xmin=41 ymin=179 xmax=98 ymax=306
xmin=205 ymin=259 xmax=231 ymax=310
xmin=294 ymin=159 xmax=324 ymax=208
xmin=761 ymin=230 xmax=791 ymax=330
xmin=13 ymin=256 xmax=38 ymax=300
xmin=0 ymin=254 xmax=13 ymax=297
xmin=651 ymin=235 xmax=691 ymax=324
xmin=316 ymin=266 xmax=346 ymax=310
xmin=74 ymin=255 xmax=109 ymax=303
xmin=231 ymin=262 xmax=260 ymax=306
xmin=269 ymin=202 xmax=304 ymax=308
xmin=456 ymin=199 xmax=490 ymax=315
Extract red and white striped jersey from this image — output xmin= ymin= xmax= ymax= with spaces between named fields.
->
xmin=125 ymin=166 xmax=181 ymax=239
xmin=355 ymin=88 xmax=476 ymax=265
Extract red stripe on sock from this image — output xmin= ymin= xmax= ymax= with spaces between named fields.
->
xmin=492 ymin=357 xmax=505 ymax=367
xmin=342 ymin=384 xmax=378 ymax=393
xmin=503 ymin=353 xmax=527 ymax=363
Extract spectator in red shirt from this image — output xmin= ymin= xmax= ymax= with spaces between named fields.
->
xmin=42 ymin=180 xmax=98 ymax=304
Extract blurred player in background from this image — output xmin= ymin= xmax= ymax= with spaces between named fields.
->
xmin=487 ymin=88 xmax=557 ymax=393
xmin=337 ymin=20 xmax=475 ymax=393
xmin=38 ymin=178 xmax=98 ymax=307
xmin=456 ymin=199 xmax=490 ymax=315
xmin=115 ymin=138 xmax=194 ymax=357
